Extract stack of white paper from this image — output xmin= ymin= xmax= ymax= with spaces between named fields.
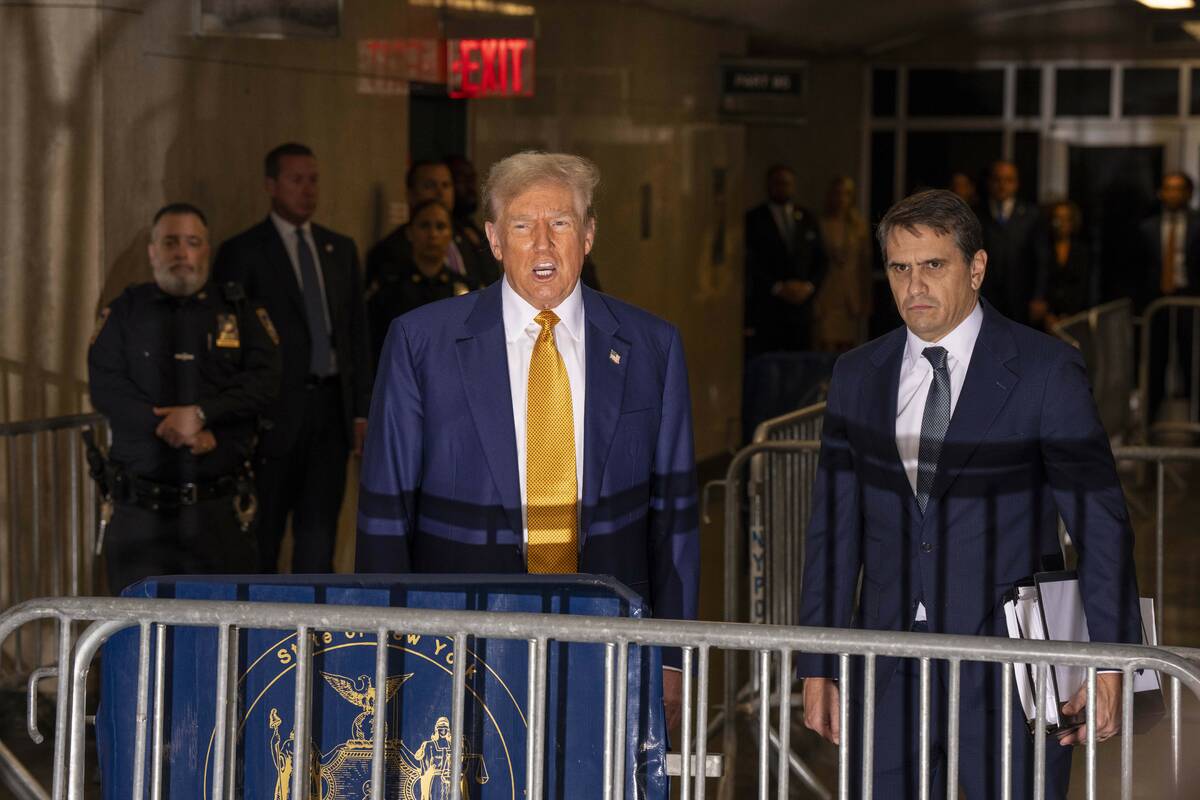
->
xmin=1002 ymin=573 xmax=1162 ymax=735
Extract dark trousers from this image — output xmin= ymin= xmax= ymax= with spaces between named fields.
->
xmin=1147 ymin=308 xmax=1195 ymax=422
xmin=848 ymin=626 xmax=1073 ymax=799
xmin=255 ymin=381 xmax=348 ymax=573
xmin=104 ymin=497 xmax=257 ymax=595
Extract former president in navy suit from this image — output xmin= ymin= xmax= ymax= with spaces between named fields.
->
xmin=356 ymin=152 xmax=699 ymax=727
xmin=798 ymin=190 xmax=1141 ymax=798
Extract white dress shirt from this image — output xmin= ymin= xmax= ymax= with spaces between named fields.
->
xmin=990 ymin=198 xmax=1016 ymax=223
xmin=896 ymin=302 xmax=983 ymax=621
xmin=1160 ymin=211 xmax=1189 ymax=290
xmin=769 ymin=201 xmax=795 ymax=247
xmin=269 ymin=212 xmax=337 ymax=370
xmin=502 ymin=277 xmax=587 ymax=547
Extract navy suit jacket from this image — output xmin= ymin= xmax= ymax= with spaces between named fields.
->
xmin=356 ymin=281 xmax=700 ymax=625
xmin=796 ymin=301 xmax=1142 ymax=692
xmin=213 ymin=218 xmax=372 ymax=457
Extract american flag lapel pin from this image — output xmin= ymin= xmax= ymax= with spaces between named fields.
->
xmin=609 ymin=349 xmax=621 ymax=365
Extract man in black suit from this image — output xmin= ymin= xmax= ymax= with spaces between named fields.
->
xmin=1137 ymin=171 xmax=1200 ymax=418
xmin=744 ymin=164 xmax=828 ymax=357
xmin=213 ymin=143 xmax=372 ymax=573
xmin=977 ymin=160 xmax=1041 ymax=324
xmin=365 ymin=160 xmax=498 ymax=292
xmin=446 ymin=153 xmax=502 ymax=284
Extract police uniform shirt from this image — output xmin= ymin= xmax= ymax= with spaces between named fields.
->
xmin=367 ymin=264 xmax=476 ymax=360
xmin=87 ymin=281 xmax=281 ymax=485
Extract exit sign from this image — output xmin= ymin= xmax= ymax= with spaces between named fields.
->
xmin=448 ymin=38 xmax=535 ymax=99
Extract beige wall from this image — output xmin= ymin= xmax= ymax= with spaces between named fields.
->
xmin=469 ymin=0 xmax=748 ymax=459
xmin=741 ymin=58 xmax=866 ymax=218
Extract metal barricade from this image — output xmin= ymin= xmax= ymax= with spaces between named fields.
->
xmin=748 ymin=404 xmax=825 ymax=627
xmin=721 ymin=438 xmax=825 ymax=799
xmin=0 ymin=414 xmax=107 ymax=799
xmin=0 ymin=414 xmax=107 ymax=682
xmin=3 ymin=596 xmax=1200 ymax=800
xmin=1138 ymin=297 xmax=1200 ymax=445
xmin=1052 ymin=299 xmax=1136 ymax=441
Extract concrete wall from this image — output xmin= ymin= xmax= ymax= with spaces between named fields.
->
xmin=469 ymin=0 xmax=748 ymax=459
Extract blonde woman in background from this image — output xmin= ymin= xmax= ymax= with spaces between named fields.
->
xmin=814 ymin=176 xmax=872 ymax=351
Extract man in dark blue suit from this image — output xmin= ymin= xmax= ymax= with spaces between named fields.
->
xmin=1136 ymin=172 xmax=1200 ymax=420
xmin=214 ymin=143 xmax=372 ymax=574
xmin=356 ymin=151 xmax=699 ymax=726
xmin=798 ymin=190 xmax=1142 ymax=798
xmin=978 ymin=160 xmax=1041 ymax=325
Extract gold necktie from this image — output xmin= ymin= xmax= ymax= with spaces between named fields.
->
xmin=1163 ymin=217 xmax=1179 ymax=296
xmin=526 ymin=309 xmax=578 ymax=573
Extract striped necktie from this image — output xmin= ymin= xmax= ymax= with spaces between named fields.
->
xmin=916 ymin=346 xmax=950 ymax=513
xmin=525 ymin=309 xmax=578 ymax=573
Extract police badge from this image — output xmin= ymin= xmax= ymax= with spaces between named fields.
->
xmin=215 ymin=313 xmax=241 ymax=348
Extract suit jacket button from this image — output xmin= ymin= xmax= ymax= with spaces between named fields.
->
xmin=921 ymin=542 xmax=933 ymax=553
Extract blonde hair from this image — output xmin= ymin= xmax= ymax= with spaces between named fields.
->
xmin=481 ymin=151 xmax=600 ymax=224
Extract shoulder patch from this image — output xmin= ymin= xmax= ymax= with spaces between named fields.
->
xmin=255 ymin=307 xmax=280 ymax=345
xmin=90 ymin=308 xmax=111 ymax=346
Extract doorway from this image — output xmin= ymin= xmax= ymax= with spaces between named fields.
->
xmin=1067 ymin=145 xmax=1163 ymax=301
xmin=409 ymin=88 xmax=468 ymax=162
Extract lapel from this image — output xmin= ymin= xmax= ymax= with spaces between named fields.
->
xmin=927 ymin=302 xmax=1018 ymax=507
xmin=867 ymin=328 xmax=913 ymax=501
xmin=580 ymin=288 xmax=630 ymax=540
xmin=261 ymin=217 xmax=307 ymax=320
xmin=454 ymin=283 xmax=523 ymax=537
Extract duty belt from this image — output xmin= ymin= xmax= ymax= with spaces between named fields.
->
xmin=112 ymin=471 xmax=241 ymax=511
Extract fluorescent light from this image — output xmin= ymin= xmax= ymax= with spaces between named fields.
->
xmin=1136 ymin=0 xmax=1195 ymax=10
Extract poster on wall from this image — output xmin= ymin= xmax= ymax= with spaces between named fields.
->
xmin=195 ymin=0 xmax=341 ymax=39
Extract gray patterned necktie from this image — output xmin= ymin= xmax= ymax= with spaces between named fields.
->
xmin=295 ymin=227 xmax=334 ymax=376
xmin=916 ymin=346 xmax=950 ymax=513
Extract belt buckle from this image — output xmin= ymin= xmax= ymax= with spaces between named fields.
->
xmin=180 ymin=483 xmax=198 ymax=505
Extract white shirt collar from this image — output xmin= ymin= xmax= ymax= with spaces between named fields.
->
xmin=501 ymin=275 xmax=584 ymax=344
xmin=903 ymin=301 xmax=983 ymax=370
xmin=270 ymin=210 xmax=312 ymax=238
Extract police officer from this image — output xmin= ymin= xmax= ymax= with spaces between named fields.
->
xmin=88 ymin=203 xmax=281 ymax=593
xmin=366 ymin=199 xmax=477 ymax=364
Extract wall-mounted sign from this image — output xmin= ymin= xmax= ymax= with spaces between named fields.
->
xmin=447 ymin=38 xmax=535 ymax=99
xmin=195 ymin=0 xmax=340 ymax=38
xmin=357 ymin=38 xmax=444 ymax=95
xmin=720 ymin=59 xmax=807 ymax=122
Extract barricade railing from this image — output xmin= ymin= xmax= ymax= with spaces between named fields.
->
xmin=748 ymin=403 xmax=824 ymax=628
xmin=1052 ymin=298 xmax=1136 ymax=441
xmin=1138 ymin=297 xmax=1200 ymax=445
xmin=2 ymin=596 xmax=1199 ymax=800
xmin=0 ymin=413 xmax=107 ymax=688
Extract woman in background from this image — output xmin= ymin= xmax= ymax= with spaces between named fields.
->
xmin=366 ymin=200 xmax=477 ymax=365
xmin=814 ymin=175 xmax=871 ymax=351
xmin=1029 ymin=200 xmax=1097 ymax=333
